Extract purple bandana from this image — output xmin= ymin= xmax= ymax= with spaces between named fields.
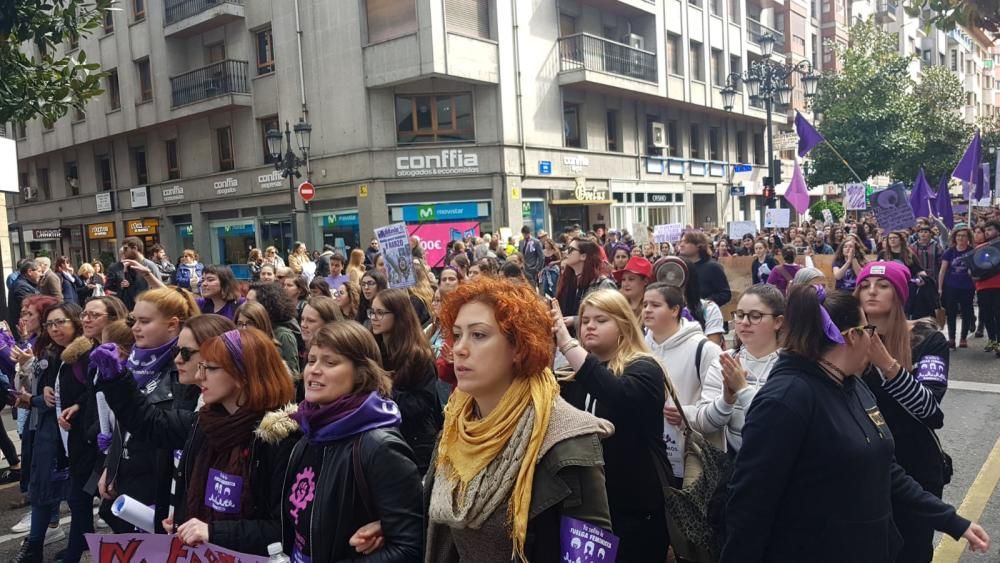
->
xmin=815 ymin=285 xmax=845 ymax=344
xmin=0 ymin=330 xmax=16 ymax=376
xmin=221 ymin=330 xmax=247 ymax=378
xmin=292 ymin=391 xmax=401 ymax=444
xmin=127 ymin=337 xmax=178 ymax=388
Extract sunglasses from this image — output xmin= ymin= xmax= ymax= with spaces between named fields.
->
xmin=171 ymin=345 xmax=199 ymax=362
xmin=841 ymin=325 xmax=878 ymax=337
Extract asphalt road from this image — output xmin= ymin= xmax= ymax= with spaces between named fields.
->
xmin=0 ymin=335 xmax=995 ymax=562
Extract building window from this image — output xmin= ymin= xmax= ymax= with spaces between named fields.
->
xmin=690 ymin=41 xmax=705 ymax=82
xmin=445 ymin=0 xmax=490 ymax=39
xmin=136 ymin=58 xmax=152 ymax=102
xmin=107 ymin=69 xmax=120 ymax=110
xmin=256 ymin=29 xmax=275 ymax=75
xmin=165 ymin=139 xmax=180 ymax=180
xmin=667 ymin=33 xmax=683 ymax=75
xmin=559 ymin=13 xmax=576 ymax=36
xmin=668 ymin=121 xmax=679 ymax=157
xmin=65 ymin=162 xmax=79 ymax=196
xmin=563 ymin=103 xmax=582 ymax=148
xmin=709 ymin=128 xmax=722 ymax=160
xmin=711 ymin=49 xmax=725 ymax=86
xmin=103 ymin=8 xmax=114 ymax=33
xmin=217 ymin=127 xmax=234 ymax=171
xmin=97 ymin=155 xmax=113 ymax=191
xmin=366 ymin=0 xmax=417 ymax=44
xmin=730 ymin=0 xmax=741 ymax=20
xmin=710 ymin=0 xmax=722 ymax=16
xmin=396 ymin=93 xmax=474 ymax=144
xmin=73 ymin=105 xmax=85 ymax=121
xmin=606 ymin=110 xmax=621 ymax=152
xmin=37 ymin=167 xmax=50 ymax=199
xmin=753 ymin=132 xmax=765 ymax=164
xmin=206 ymin=42 xmax=226 ymax=64
xmin=15 ymin=122 xmax=26 ymax=138
xmin=260 ymin=116 xmax=280 ymax=163
xmin=19 ymin=172 xmax=28 ymax=191
xmin=690 ymin=125 xmax=702 ymax=159
xmin=132 ymin=0 xmax=145 ymax=22
xmin=736 ymin=131 xmax=748 ymax=163
xmin=689 ymin=0 xmax=703 ymax=8
xmin=133 ymin=147 xmax=148 ymax=185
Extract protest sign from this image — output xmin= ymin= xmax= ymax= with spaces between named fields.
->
xmin=560 ymin=516 xmax=620 ymax=563
xmin=845 ymin=183 xmax=867 ymax=210
xmin=653 ymin=223 xmax=684 ymax=243
xmin=374 ymin=223 xmax=416 ymax=288
xmin=632 ymin=223 xmax=649 ymax=246
xmin=871 ymin=184 xmax=915 ymax=232
xmin=822 ymin=209 xmax=834 ymax=224
xmin=763 ymin=208 xmax=790 ymax=229
xmin=84 ymin=533 xmax=268 ymax=563
xmin=728 ymin=221 xmax=757 ymax=241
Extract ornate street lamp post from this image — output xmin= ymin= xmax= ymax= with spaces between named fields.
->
xmin=267 ymin=117 xmax=312 ymax=245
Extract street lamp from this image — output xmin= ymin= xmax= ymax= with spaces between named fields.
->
xmin=721 ymin=56 xmax=820 ymax=224
xmin=267 ymin=117 xmax=312 ymax=247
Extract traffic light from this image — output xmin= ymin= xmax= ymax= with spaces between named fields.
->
xmin=773 ymin=164 xmax=782 ymax=185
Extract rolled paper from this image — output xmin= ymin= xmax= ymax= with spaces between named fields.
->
xmin=96 ymin=392 xmax=114 ymax=435
xmin=111 ymin=494 xmax=156 ymax=533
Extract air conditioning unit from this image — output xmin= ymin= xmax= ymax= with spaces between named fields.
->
xmin=625 ymin=33 xmax=645 ymax=50
xmin=650 ymin=122 xmax=667 ymax=148
xmin=22 ymin=186 xmax=36 ymax=201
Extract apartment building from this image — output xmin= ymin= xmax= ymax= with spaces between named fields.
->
xmin=8 ymin=0 xmax=821 ymax=267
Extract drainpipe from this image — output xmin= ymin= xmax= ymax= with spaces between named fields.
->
xmin=511 ymin=0 xmax=526 ymax=178
xmin=294 ymin=0 xmax=308 ymax=122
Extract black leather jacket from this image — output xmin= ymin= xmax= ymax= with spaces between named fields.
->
xmin=280 ymin=428 xmax=424 ymax=562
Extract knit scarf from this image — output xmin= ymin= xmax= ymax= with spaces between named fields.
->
xmin=433 ymin=371 xmax=559 ymax=561
xmin=127 ymin=337 xmax=178 ymax=388
xmin=292 ymin=391 xmax=401 ymax=444
xmin=186 ymin=405 xmax=261 ymax=523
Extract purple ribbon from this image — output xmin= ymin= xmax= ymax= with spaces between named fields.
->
xmin=221 ymin=330 xmax=247 ymax=378
xmin=97 ymin=432 xmax=112 ymax=454
xmin=815 ymin=285 xmax=845 ymax=344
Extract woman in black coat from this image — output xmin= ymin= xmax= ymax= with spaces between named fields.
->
xmin=721 ymin=286 xmax=989 ymax=562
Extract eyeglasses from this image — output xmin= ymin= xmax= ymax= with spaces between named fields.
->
xmin=43 ymin=318 xmax=72 ymax=330
xmin=171 ymin=346 xmax=199 ymax=362
xmin=731 ymin=311 xmax=779 ymax=324
xmin=333 ymin=289 xmax=346 ymax=298
xmin=197 ymin=362 xmax=222 ymax=373
xmin=237 ymin=321 xmax=253 ymax=329
xmin=80 ymin=311 xmax=107 ymax=321
xmin=566 ymin=247 xmax=580 ymax=255
xmin=841 ymin=325 xmax=878 ymax=337
xmin=361 ymin=280 xmax=377 ymax=288
xmin=367 ymin=309 xmax=392 ymax=320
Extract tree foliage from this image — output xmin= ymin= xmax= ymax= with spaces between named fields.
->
xmin=808 ymin=199 xmax=845 ymax=223
xmin=808 ymin=20 xmax=972 ymax=186
xmin=904 ymin=0 xmax=1000 ymax=33
xmin=0 ymin=0 xmax=112 ymax=126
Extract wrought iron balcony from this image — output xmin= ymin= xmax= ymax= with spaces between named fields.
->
xmin=747 ymin=19 xmax=785 ymax=51
xmin=558 ymin=33 xmax=657 ymax=83
xmin=163 ymin=0 xmax=244 ymax=37
xmin=170 ymin=59 xmax=249 ymax=108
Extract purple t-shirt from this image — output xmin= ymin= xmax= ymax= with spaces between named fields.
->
xmin=766 ymin=264 xmax=801 ymax=294
xmin=833 ymin=258 xmax=857 ymax=291
xmin=197 ymin=297 xmax=245 ymax=321
xmin=941 ymin=247 xmax=975 ymax=290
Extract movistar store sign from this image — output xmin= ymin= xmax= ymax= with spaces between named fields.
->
xmin=392 ymin=201 xmax=490 ymax=223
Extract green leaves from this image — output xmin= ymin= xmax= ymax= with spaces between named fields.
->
xmin=0 ymin=0 xmax=113 ymax=125
xmin=904 ymin=0 xmax=1000 ymax=33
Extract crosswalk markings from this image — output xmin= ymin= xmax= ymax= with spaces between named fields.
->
xmin=934 ymin=435 xmax=1000 ymax=562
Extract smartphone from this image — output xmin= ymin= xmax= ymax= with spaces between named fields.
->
xmin=795 ymin=246 xmax=806 ymax=256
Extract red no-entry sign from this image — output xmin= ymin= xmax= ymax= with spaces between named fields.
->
xmin=298 ymin=181 xmax=315 ymax=202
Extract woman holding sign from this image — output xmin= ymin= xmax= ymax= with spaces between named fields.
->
xmin=93 ymin=327 xmax=299 ymax=555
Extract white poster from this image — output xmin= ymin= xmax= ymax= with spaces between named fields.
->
xmin=728 ymin=221 xmax=757 ymax=241
xmin=654 ymin=223 xmax=684 ymax=243
xmin=763 ymin=208 xmax=791 ymax=229
xmin=374 ymin=222 xmax=416 ymax=289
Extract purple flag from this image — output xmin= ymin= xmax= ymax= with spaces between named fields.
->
xmin=784 ymin=161 xmax=810 ymax=214
xmin=935 ymin=174 xmax=953 ymax=229
xmin=795 ymin=111 xmax=825 ymax=158
xmin=909 ymin=168 xmax=933 ymax=218
xmin=952 ymin=130 xmax=981 ymax=184
xmin=974 ymin=162 xmax=990 ymax=201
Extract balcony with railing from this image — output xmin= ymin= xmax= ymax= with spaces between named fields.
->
xmin=875 ymin=0 xmax=897 ymax=23
xmin=163 ymin=0 xmax=244 ymax=38
xmin=747 ymin=19 xmax=785 ymax=52
xmin=170 ymin=59 xmax=250 ymax=110
xmin=558 ymin=33 xmax=659 ymax=93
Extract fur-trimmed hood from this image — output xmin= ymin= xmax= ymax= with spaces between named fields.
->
xmin=254 ymin=403 xmax=300 ymax=445
xmin=61 ymin=336 xmax=94 ymax=364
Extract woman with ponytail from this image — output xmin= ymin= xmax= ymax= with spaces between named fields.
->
xmin=425 ymin=277 xmax=613 ymax=562
xmin=95 ymin=287 xmax=199 ymax=534
xmin=721 ymin=285 xmax=990 ymax=562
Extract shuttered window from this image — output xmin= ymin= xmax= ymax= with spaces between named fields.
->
xmin=445 ymin=0 xmax=490 ymax=39
xmin=366 ymin=0 xmax=417 ymax=44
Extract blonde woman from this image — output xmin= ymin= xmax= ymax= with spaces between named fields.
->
xmin=264 ymin=246 xmax=286 ymax=269
xmin=552 ymin=289 xmax=669 ymax=563
xmin=77 ymin=262 xmax=100 ymax=300
xmin=346 ymin=249 xmax=366 ymax=285
xmin=287 ymin=241 xmax=309 ymax=275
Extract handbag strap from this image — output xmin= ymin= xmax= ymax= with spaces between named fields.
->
xmin=661 ymin=369 xmax=694 ymax=438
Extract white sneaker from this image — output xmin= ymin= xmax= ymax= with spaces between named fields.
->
xmin=96 ymin=517 xmax=109 ymax=529
xmin=10 ymin=512 xmax=31 ymax=533
xmin=43 ymin=525 xmax=65 ymax=545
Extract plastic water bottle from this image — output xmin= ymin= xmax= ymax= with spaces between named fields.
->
xmin=267 ymin=542 xmax=291 ymax=563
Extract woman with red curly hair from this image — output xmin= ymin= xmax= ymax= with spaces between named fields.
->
xmin=425 ymin=277 xmax=614 ymax=562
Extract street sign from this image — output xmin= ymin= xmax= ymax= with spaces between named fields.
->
xmin=298 ymin=181 xmax=315 ymax=202
xmin=734 ymin=164 xmax=752 ymax=173
xmin=539 ymin=160 xmax=552 ymax=175
xmin=730 ymin=185 xmax=746 ymax=197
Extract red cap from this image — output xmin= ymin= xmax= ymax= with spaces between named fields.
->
xmin=613 ymin=256 xmax=653 ymax=284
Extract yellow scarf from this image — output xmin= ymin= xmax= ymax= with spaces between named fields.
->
xmin=436 ymin=370 xmax=558 ymax=561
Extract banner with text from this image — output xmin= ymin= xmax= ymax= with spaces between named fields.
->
xmin=871 ymin=184 xmax=916 ymax=232
xmin=406 ymin=221 xmax=481 ymax=269
xmin=374 ymin=223 xmax=417 ymax=289
xmin=84 ymin=533 xmax=268 ymax=563
xmin=763 ymin=208 xmax=790 ymax=229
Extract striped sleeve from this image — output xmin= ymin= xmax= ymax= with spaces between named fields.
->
xmin=881 ymin=367 xmax=942 ymax=422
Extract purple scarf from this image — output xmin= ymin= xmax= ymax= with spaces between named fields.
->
xmin=291 ymin=391 xmax=401 ymax=444
xmin=127 ymin=337 xmax=178 ymax=388
xmin=198 ymin=297 xmax=245 ymax=321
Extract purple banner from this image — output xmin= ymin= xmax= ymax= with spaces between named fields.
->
xmin=84 ymin=533 xmax=268 ymax=562
xmin=560 ymin=516 xmax=620 ymax=562
xmin=872 ymin=184 xmax=916 ymax=233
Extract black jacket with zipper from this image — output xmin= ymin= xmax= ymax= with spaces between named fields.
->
xmin=721 ymin=352 xmax=969 ymax=563
xmin=57 ymin=337 xmax=99 ymax=484
xmin=99 ymin=374 xmax=301 ymax=555
xmin=280 ymin=426 xmax=424 ymax=562
xmin=391 ymin=357 xmax=443 ymax=475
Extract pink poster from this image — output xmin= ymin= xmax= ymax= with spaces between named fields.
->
xmin=85 ymin=533 xmax=268 ymax=562
xmin=407 ymin=221 xmax=481 ymax=267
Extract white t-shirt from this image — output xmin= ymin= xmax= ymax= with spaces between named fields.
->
xmin=702 ymin=299 xmax=724 ymax=337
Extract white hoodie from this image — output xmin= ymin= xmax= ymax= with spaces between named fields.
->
xmin=692 ymin=347 xmax=779 ymax=452
xmin=645 ymin=319 xmax=723 ymax=417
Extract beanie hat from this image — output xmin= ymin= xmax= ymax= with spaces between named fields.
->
xmin=857 ymin=261 xmax=910 ymax=303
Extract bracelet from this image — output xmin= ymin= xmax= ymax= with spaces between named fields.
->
xmin=559 ymin=339 xmax=581 ymax=355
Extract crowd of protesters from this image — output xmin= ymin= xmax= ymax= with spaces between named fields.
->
xmin=0 ymin=204 xmax=995 ymax=562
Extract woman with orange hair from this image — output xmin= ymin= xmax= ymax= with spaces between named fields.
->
xmin=93 ymin=327 xmax=299 ymax=555
xmin=425 ymin=277 xmax=613 ymax=561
